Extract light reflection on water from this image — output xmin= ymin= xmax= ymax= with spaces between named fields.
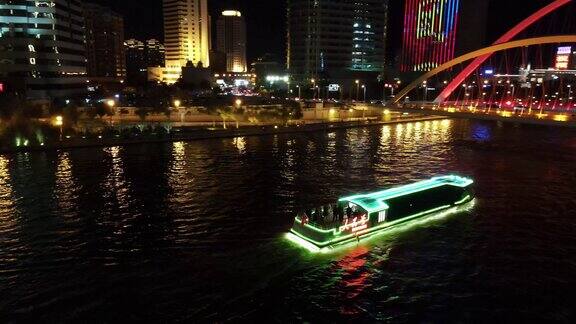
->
xmin=1 ymin=119 xmax=576 ymax=322
xmin=0 ymin=155 xmax=14 ymax=212
xmin=55 ymin=152 xmax=80 ymax=215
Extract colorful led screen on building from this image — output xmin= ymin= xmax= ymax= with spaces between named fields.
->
xmin=555 ymin=46 xmax=572 ymax=70
xmin=401 ymin=0 xmax=461 ymax=72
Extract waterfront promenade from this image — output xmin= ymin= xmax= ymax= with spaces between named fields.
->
xmin=0 ymin=114 xmax=445 ymax=153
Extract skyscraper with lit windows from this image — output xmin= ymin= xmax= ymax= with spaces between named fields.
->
xmin=163 ymin=0 xmax=210 ymax=68
xmin=216 ymin=10 xmax=247 ymax=73
xmin=287 ymin=0 xmax=388 ymax=82
xmin=0 ymin=0 xmax=87 ymax=98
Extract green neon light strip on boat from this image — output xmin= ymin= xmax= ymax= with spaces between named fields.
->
xmin=286 ymin=199 xmax=476 ymax=254
xmin=338 ymin=175 xmax=474 ymax=213
xmin=290 ymin=204 xmax=452 ymax=248
xmin=454 ymin=195 xmax=471 ymax=205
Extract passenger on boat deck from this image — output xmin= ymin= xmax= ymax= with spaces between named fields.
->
xmin=301 ymin=211 xmax=309 ymax=224
xmin=337 ymin=205 xmax=344 ymax=222
xmin=346 ymin=206 xmax=352 ymax=218
xmin=326 ymin=204 xmax=334 ymax=223
xmin=307 ymin=209 xmax=314 ymax=221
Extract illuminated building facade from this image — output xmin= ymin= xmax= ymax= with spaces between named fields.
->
xmin=555 ymin=46 xmax=573 ymax=70
xmin=287 ymin=0 xmax=388 ymax=82
xmin=216 ymin=10 xmax=247 ymax=73
xmin=401 ymin=0 xmax=487 ymax=72
xmin=0 ymin=0 xmax=87 ymax=98
xmin=84 ymin=3 xmax=126 ymax=81
xmin=163 ymin=0 xmax=210 ymax=68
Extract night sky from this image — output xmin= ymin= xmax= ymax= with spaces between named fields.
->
xmin=88 ymin=0 xmax=570 ymax=65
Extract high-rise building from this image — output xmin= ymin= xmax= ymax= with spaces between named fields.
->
xmin=84 ymin=3 xmax=126 ymax=81
xmin=216 ymin=10 xmax=247 ymax=73
xmin=287 ymin=0 xmax=388 ymax=82
xmin=125 ymin=39 xmax=145 ymax=83
xmin=0 ymin=0 xmax=87 ymax=98
xmin=163 ymin=0 xmax=210 ymax=69
xmin=401 ymin=0 xmax=488 ymax=72
xmin=125 ymin=39 xmax=165 ymax=84
xmin=145 ymin=39 xmax=165 ymax=67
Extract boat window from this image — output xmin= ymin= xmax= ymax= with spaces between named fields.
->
xmin=378 ymin=210 xmax=387 ymax=223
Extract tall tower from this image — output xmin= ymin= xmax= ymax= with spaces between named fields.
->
xmin=287 ymin=0 xmax=388 ymax=83
xmin=163 ymin=0 xmax=210 ymax=69
xmin=401 ymin=0 xmax=487 ymax=72
xmin=216 ymin=10 xmax=247 ymax=73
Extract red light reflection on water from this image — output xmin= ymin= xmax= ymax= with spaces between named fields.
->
xmin=336 ymin=245 xmax=371 ymax=315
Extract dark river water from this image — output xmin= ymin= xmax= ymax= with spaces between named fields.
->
xmin=2 ymin=119 xmax=576 ymax=322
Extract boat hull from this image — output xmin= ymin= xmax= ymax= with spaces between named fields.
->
xmin=289 ymin=176 xmax=475 ymax=251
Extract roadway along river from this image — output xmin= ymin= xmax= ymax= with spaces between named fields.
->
xmin=1 ymin=119 xmax=576 ymax=322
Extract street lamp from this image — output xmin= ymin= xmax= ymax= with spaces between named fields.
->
xmin=106 ymin=99 xmax=115 ymax=108
xmin=296 ymin=85 xmax=301 ymax=99
xmin=235 ymin=99 xmax=243 ymax=108
xmin=173 ymin=99 xmax=181 ymax=108
xmin=355 ymin=80 xmax=360 ymax=101
xmin=311 ymin=79 xmax=317 ymax=99
xmin=362 ymin=84 xmax=367 ymax=103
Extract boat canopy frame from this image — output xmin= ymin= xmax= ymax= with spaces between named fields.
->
xmin=338 ymin=175 xmax=474 ymax=214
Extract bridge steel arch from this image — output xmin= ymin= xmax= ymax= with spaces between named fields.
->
xmin=391 ymin=35 xmax=576 ymax=104
xmin=435 ymin=0 xmax=573 ymax=103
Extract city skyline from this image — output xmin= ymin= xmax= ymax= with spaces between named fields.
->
xmin=88 ymin=0 xmax=557 ymax=65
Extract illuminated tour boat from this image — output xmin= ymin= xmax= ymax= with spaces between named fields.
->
xmin=288 ymin=176 xmax=475 ymax=252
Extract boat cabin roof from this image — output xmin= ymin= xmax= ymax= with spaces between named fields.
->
xmin=338 ymin=176 xmax=473 ymax=213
